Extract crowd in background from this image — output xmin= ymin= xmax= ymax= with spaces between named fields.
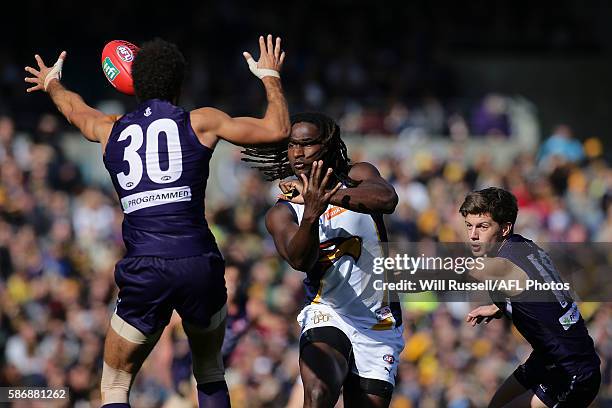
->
xmin=0 ymin=108 xmax=611 ymax=407
xmin=6 ymin=2 xmax=611 ymax=136
xmin=1 ymin=1 xmax=611 ymax=406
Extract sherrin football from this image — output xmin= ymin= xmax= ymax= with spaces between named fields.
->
xmin=101 ymin=40 xmax=139 ymax=95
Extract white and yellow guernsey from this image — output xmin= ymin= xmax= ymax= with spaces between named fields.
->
xmin=282 ymin=200 xmax=402 ymax=331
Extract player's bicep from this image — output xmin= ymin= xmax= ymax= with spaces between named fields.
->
xmin=265 ymin=204 xmax=299 ymax=261
xmin=192 ymin=108 xmax=286 ymax=146
xmin=345 ymin=162 xmax=398 ymax=212
xmin=218 ymin=117 xmax=279 ymax=145
xmin=475 ymin=258 xmax=528 ymax=280
xmin=470 ymin=257 xmax=501 ymax=281
xmin=348 ymin=162 xmax=393 ymax=187
xmin=69 ymin=107 xmax=114 ymax=143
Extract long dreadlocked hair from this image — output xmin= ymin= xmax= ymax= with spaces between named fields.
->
xmin=241 ymin=112 xmax=357 ymax=187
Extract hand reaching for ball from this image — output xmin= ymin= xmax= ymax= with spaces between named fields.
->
xmin=243 ymin=34 xmax=285 ymax=79
xmin=25 ymin=51 xmax=66 ymax=93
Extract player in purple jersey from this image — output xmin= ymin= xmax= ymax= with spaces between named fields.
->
xmin=459 ymin=188 xmax=600 ymax=407
xmin=25 ymin=35 xmax=289 ymax=408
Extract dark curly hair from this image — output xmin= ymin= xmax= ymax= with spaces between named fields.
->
xmin=131 ymin=38 xmax=186 ymax=103
xmin=459 ymin=187 xmax=518 ymax=228
xmin=242 ymin=112 xmax=357 ymax=187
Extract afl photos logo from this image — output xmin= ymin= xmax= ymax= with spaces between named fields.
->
xmin=116 ymin=45 xmax=134 ymax=62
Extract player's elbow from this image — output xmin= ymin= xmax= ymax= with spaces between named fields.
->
xmin=57 ymin=104 xmax=75 ymax=124
xmin=288 ymin=258 xmax=313 ymax=272
xmin=269 ymin=124 xmax=290 ymax=142
xmin=286 ymin=253 xmax=316 ymax=272
xmin=380 ymin=189 xmax=399 ymax=214
xmin=264 ymin=118 xmax=290 ymax=142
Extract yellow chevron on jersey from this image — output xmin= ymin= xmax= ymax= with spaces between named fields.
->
xmin=318 ymin=236 xmax=362 ymax=270
xmin=288 ymin=202 xmax=400 ymax=330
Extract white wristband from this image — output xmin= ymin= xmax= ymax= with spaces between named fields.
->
xmin=246 ymin=57 xmax=280 ymax=79
xmin=44 ymin=56 xmax=64 ymax=91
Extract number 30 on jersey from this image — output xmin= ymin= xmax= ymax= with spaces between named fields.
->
xmin=117 ymin=118 xmax=183 ymax=190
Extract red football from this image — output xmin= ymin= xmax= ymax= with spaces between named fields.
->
xmin=101 ymin=40 xmax=139 ymax=95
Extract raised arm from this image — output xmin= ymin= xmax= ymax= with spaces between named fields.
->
xmin=191 ymin=35 xmax=290 ymax=149
xmin=329 ymin=162 xmax=398 ymax=214
xmin=266 ymin=161 xmax=341 ymax=272
xmin=280 ymin=162 xmax=399 ymax=214
xmin=25 ymin=52 xmax=115 ymax=146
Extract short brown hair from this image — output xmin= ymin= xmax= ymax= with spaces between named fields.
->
xmin=459 ymin=187 xmax=518 ymax=227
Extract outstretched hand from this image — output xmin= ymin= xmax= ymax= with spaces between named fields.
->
xmin=465 ymin=304 xmax=503 ymax=327
xmin=243 ymin=35 xmax=285 ymax=79
xmin=301 ymin=160 xmax=342 ymax=221
xmin=25 ymin=51 xmax=66 ymax=93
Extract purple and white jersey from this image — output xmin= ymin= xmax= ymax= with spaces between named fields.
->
xmin=495 ymin=234 xmax=599 ymax=375
xmin=104 ymin=99 xmax=219 ymax=258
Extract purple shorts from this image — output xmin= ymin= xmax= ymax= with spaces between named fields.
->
xmin=513 ymin=352 xmax=600 ymax=407
xmin=114 ymin=252 xmax=227 ymax=334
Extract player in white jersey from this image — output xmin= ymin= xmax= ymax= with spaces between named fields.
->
xmin=249 ymin=113 xmax=404 ymax=408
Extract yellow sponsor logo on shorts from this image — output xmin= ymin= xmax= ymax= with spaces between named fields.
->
xmin=312 ymin=311 xmax=331 ymax=325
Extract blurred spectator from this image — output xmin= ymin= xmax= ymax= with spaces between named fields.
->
xmin=0 ymin=110 xmax=610 ymax=407
xmin=538 ymin=124 xmax=585 ymax=168
xmin=470 ymin=93 xmax=511 ymax=137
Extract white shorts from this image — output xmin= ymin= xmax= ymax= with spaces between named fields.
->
xmin=297 ymin=303 xmax=405 ymax=385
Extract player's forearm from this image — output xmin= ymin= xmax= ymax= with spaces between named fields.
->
xmin=329 ymin=181 xmax=398 ymax=214
xmin=260 ymin=77 xmax=290 ymax=140
xmin=285 ymin=217 xmax=320 ymax=272
xmin=46 ymin=80 xmax=86 ymax=124
xmin=45 ymin=80 xmax=107 ymax=143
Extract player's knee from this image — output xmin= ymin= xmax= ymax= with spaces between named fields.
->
xmin=106 ymin=313 xmax=163 ymax=372
xmin=188 ymin=347 xmax=226 ymax=385
xmin=190 ymin=341 xmax=225 ymax=384
xmin=183 ymin=316 xmax=226 ymax=385
xmin=100 ymin=361 xmax=133 ymax=405
xmin=193 ymin=364 xmax=225 ymax=385
xmin=304 ymin=380 xmax=334 ymax=407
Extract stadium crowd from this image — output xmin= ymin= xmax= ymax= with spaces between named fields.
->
xmin=0 ymin=109 xmax=611 ymax=408
xmin=7 ymin=1 xmax=605 ymax=135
